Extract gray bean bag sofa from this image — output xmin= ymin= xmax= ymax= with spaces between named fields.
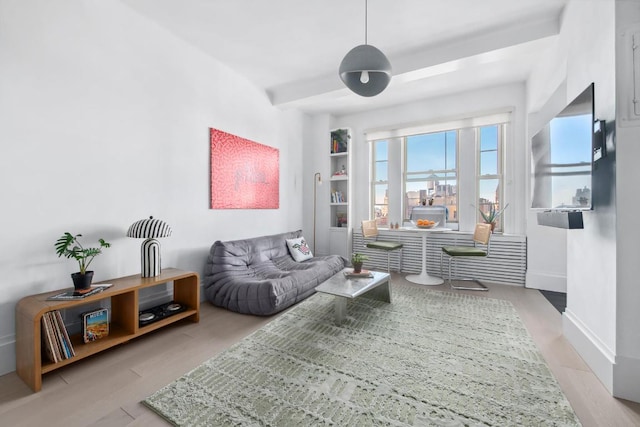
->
xmin=203 ymin=230 xmax=347 ymax=315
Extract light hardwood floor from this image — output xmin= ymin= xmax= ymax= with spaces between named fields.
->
xmin=2 ymin=275 xmax=640 ymax=427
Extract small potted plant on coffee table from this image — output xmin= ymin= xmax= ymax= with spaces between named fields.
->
xmin=351 ymin=253 xmax=368 ymax=274
xmin=55 ymin=232 xmax=111 ymax=291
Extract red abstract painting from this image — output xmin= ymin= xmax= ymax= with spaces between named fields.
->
xmin=210 ymin=128 xmax=279 ymax=209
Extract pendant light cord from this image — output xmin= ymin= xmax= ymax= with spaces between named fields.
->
xmin=364 ymin=0 xmax=368 ymax=45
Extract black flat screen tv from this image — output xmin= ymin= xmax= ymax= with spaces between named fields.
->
xmin=531 ymin=83 xmax=596 ymax=211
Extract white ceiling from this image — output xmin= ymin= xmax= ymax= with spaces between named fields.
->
xmin=123 ymin=0 xmax=568 ymax=115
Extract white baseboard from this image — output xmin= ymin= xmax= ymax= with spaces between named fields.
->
xmin=525 ymin=270 xmax=566 ymax=292
xmin=0 ymin=334 xmax=16 ymax=376
xmin=613 ymin=355 xmax=640 ymax=402
xmin=564 ymin=309 xmax=640 ymax=402
xmin=563 ymin=308 xmax=614 ymax=393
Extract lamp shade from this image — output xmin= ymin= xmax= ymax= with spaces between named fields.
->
xmin=339 ymin=44 xmax=392 ymax=97
xmin=126 ymin=216 xmax=172 ymax=239
xmin=127 ymin=216 xmax=172 ymax=278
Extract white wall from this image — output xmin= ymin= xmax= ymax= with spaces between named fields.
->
xmin=613 ymin=0 xmax=640 ymax=402
xmin=304 ymin=113 xmax=333 ymax=256
xmin=563 ymin=4 xmax=617 ymax=380
xmin=527 ymin=0 xmax=636 ymax=398
xmin=0 ymin=0 xmax=305 ymax=375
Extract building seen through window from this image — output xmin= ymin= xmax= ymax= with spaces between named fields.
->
xmin=373 ymin=140 xmax=389 ymax=226
xmin=405 ymin=131 xmax=457 ymax=223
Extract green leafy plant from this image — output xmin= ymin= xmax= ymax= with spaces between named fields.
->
xmin=478 ymin=203 xmax=509 ymax=224
xmin=55 ymin=232 xmax=111 ymax=274
xmin=351 ymin=253 xmax=369 ymax=264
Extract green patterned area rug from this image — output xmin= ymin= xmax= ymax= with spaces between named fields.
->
xmin=144 ymin=284 xmax=580 ymax=426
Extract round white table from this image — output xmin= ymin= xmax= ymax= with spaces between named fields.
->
xmin=404 ymin=226 xmax=451 ymax=286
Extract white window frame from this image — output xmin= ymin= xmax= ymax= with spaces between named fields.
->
xmin=476 ymin=124 xmax=506 ymax=232
xmin=402 ymin=131 xmax=459 ymax=225
xmin=367 ymin=112 xmax=510 ymax=232
xmin=371 ymin=139 xmax=389 ymax=227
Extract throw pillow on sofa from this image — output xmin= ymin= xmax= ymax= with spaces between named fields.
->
xmin=286 ymin=237 xmax=313 ymax=262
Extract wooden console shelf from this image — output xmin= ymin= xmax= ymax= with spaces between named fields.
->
xmin=16 ymin=268 xmax=200 ymax=392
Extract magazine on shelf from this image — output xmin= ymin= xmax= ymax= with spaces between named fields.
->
xmin=81 ymin=308 xmax=109 ymax=343
xmin=46 ymin=284 xmax=113 ymax=301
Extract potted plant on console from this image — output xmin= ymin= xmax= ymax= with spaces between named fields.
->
xmin=55 ymin=232 xmax=111 ymax=290
xmin=351 ymin=253 xmax=368 ymax=274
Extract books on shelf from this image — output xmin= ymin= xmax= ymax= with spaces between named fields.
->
xmin=331 ymin=190 xmax=346 ymax=203
xmin=330 ymin=128 xmax=349 ymax=154
xmin=41 ymin=313 xmax=59 ymax=363
xmin=41 ymin=310 xmax=75 ymax=363
xmin=46 ymin=284 xmax=113 ymax=301
xmin=81 ymin=308 xmax=109 ymax=343
xmin=53 ymin=310 xmax=75 ymax=358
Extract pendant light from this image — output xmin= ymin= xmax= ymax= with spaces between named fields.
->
xmin=339 ymin=0 xmax=392 ymax=97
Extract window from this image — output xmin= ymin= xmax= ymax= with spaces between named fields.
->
xmin=404 ymin=131 xmax=457 ymax=222
xmin=372 ymin=140 xmax=389 ymax=227
xmin=368 ymin=113 xmax=509 ymax=232
xmin=477 ymin=125 xmax=505 ymax=231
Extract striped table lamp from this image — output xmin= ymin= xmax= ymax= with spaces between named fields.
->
xmin=126 ymin=216 xmax=172 ymax=277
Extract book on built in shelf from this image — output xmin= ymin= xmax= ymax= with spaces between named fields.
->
xmin=46 ymin=284 xmax=113 ymax=301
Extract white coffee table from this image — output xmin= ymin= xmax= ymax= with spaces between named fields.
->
xmin=316 ymin=269 xmax=391 ymax=323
